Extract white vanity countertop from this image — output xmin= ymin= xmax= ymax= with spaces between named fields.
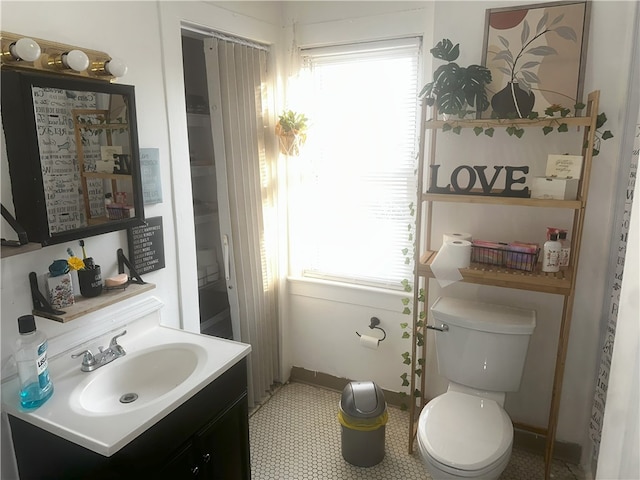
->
xmin=2 ymin=321 xmax=251 ymax=456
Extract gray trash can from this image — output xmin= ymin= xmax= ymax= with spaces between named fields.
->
xmin=338 ymin=381 xmax=388 ymax=467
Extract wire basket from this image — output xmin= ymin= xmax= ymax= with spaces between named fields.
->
xmin=471 ymin=244 xmax=540 ymax=272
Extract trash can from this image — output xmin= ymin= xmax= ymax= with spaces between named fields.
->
xmin=338 ymin=381 xmax=388 ymax=467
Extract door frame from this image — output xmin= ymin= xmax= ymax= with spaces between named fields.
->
xmin=157 ymin=2 xmax=279 ymax=335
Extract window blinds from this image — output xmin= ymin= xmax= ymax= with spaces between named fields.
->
xmin=294 ymin=37 xmax=421 ymax=289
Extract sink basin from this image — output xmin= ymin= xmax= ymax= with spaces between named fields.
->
xmin=71 ymin=343 xmax=204 ymax=415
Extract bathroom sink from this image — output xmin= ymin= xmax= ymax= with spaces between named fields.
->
xmin=71 ymin=344 xmax=204 ymax=415
xmin=1 ymin=317 xmax=251 ymax=456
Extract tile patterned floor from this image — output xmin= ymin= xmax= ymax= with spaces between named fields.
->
xmin=249 ymin=382 xmax=585 ymax=480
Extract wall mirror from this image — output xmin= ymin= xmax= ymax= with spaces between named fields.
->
xmin=1 ymin=69 xmax=145 ymax=246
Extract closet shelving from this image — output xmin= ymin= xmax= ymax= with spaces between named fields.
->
xmin=408 ymin=91 xmax=600 ymax=480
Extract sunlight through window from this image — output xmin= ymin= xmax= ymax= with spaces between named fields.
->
xmin=290 ymin=38 xmax=421 ymax=289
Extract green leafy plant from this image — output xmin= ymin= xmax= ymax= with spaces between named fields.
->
xmin=397 ymin=201 xmax=427 ymax=410
xmin=275 ymin=110 xmax=308 ymax=156
xmin=419 ymin=39 xmax=492 ymax=118
xmin=276 ymin=110 xmax=308 ymax=135
xmin=438 ymin=101 xmax=613 ymax=156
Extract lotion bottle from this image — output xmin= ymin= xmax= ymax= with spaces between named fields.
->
xmin=15 ymin=315 xmax=54 ymax=409
xmin=558 ymin=230 xmax=570 ymax=267
xmin=542 ymin=233 xmax=561 ymax=273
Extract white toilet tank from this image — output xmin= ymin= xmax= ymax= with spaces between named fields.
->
xmin=430 ymin=297 xmax=536 ymax=392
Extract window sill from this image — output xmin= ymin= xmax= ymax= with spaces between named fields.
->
xmin=287 ymin=276 xmax=406 ymax=312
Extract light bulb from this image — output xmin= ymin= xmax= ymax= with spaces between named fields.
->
xmin=62 ymin=49 xmax=89 ymax=72
xmin=9 ymin=37 xmax=41 ymax=62
xmin=105 ymin=58 xmax=127 ymax=78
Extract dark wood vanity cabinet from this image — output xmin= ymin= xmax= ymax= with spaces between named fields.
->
xmin=9 ymin=358 xmax=250 ymax=479
xmin=165 ymin=394 xmax=250 ymax=478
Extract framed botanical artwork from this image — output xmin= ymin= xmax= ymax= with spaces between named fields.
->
xmin=481 ymin=1 xmax=591 ymax=118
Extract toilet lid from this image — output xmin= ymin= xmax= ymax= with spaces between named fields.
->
xmin=418 ymin=391 xmax=513 ymax=471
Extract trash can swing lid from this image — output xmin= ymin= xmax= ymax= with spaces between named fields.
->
xmin=340 ymin=381 xmax=387 ymax=418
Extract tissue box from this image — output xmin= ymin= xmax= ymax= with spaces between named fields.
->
xmin=531 ymin=177 xmax=579 ymax=200
xmin=96 ymin=146 xmax=122 ymax=173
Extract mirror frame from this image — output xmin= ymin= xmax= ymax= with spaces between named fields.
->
xmin=1 ymin=68 xmax=145 ymax=246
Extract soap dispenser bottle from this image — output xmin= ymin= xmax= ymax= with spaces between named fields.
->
xmin=542 ymin=233 xmax=562 ymax=273
xmin=558 ymin=230 xmax=571 ymax=267
xmin=15 ymin=315 xmax=54 ymax=409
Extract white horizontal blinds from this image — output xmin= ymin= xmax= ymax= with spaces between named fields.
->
xmin=298 ymin=37 xmax=421 ymax=289
xmin=210 ymin=38 xmax=278 ymax=407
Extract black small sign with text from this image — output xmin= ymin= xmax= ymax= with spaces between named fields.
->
xmin=127 ymin=216 xmax=165 ymax=275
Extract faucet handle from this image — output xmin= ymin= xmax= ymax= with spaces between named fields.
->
xmin=71 ymin=349 xmax=96 ymax=367
xmin=109 ymin=330 xmax=127 ymax=355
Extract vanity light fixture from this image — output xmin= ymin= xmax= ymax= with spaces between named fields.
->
xmin=4 ymin=37 xmax=41 ymax=62
xmin=62 ymin=49 xmax=90 ymax=72
xmin=1 ymin=31 xmax=124 ymax=81
xmin=48 ymin=49 xmax=90 ymax=72
xmin=92 ymin=57 xmax=128 ymax=78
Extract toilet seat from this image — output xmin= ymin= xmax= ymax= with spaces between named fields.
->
xmin=417 ymin=391 xmax=513 ymax=473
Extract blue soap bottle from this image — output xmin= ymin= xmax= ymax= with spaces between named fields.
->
xmin=15 ymin=315 xmax=54 ymax=409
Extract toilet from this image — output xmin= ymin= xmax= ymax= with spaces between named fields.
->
xmin=416 ymin=296 xmax=536 ymax=480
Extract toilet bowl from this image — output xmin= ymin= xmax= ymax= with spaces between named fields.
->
xmin=417 ymin=390 xmax=513 ymax=479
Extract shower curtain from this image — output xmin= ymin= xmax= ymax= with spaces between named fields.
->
xmin=590 ymin=6 xmax=639 ymax=477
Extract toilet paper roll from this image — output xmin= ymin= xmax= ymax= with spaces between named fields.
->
xmin=443 ymin=232 xmax=473 ymax=243
xmin=430 ymin=240 xmax=472 ymax=288
xmin=359 ymin=334 xmax=380 ymax=350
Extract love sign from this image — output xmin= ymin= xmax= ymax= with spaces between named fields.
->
xmin=427 ymin=165 xmax=530 ymax=198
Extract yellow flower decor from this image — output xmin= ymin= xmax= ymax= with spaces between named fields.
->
xmin=68 ymin=256 xmax=85 ymax=271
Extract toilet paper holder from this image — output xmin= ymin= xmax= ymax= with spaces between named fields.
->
xmin=356 ymin=317 xmax=387 ymax=342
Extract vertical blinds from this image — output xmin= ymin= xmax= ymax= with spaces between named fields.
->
xmin=295 ymin=37 xmax=421 ymax=289
xmin=204 ymin=37 xmax=279 ymax=407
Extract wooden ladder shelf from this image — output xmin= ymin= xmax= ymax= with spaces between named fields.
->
xmin=408 ymin=91 xmax=600 ymax=480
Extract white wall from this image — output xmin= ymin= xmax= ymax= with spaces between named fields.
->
xmin=283 ymin=0 xmax=638 ymax=470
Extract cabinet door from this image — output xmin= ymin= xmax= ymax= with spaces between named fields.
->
xmin=165 ymin=440 xmax=205 ymax=478
xmin=195 ymin=394 xmax=250 ymax=480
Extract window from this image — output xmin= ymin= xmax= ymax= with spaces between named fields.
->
xmin=289 ymin=37 xmax=421 ymax=289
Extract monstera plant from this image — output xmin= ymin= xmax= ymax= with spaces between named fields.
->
xmin=419 ymin=39 xmax=492 ymax=118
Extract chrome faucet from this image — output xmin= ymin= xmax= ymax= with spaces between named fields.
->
xmin=72 ymin=330 xmax=127 ymax=372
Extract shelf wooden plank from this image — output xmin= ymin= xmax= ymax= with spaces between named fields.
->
xmin=33 ymin=282 xmax=155 ymax=322
xmin=424 ymin=116 xmax=592 ymax=130
xmin=1 ymin=242 xmax=42 ymax=258
xmin=76 ymin=123 xmax=128 ymax=130
xmin=83 ymin=172 xmax=131 ymax=180
xmin=423 ymin=193 xmax=583 ymax=209
xmin=418 ymin=251 xmax=572 ymax=295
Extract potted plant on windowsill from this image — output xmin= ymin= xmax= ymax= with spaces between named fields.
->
xmin=275 ymin=110 xmax=308 ymax=156
xmin=419 ymin=39 xmax=492 ymax=119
